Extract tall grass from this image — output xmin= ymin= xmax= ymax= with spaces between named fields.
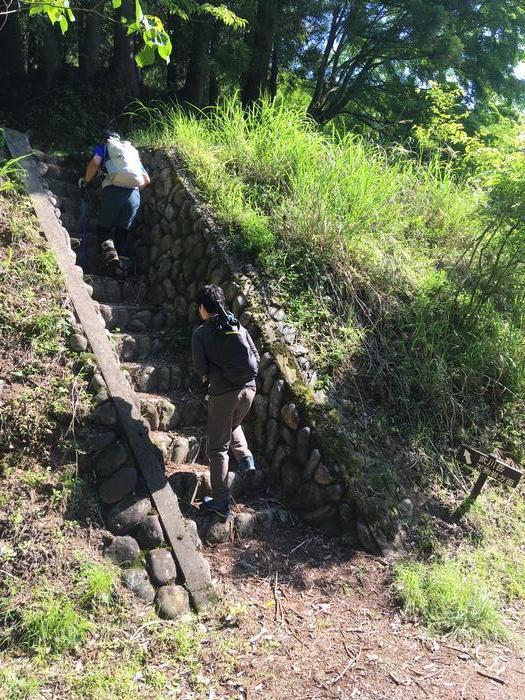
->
xmin=132 ymin=97 xmax=525 ymax=431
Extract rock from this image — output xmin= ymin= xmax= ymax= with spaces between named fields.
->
xmin=269 ymin=306 xmax=285 ymax=321
xmin=185 ymin=518 xmax=202 ymax=550
xmin=262 ymin=363 xmax=278 ymax=395
xmin=155 ymin=585 xmax=190 ymax=620
xmin=314 ymin=463 xmax=335 ymax=485
xmin=236 ymin=559 xmax=257 ymax=575
xmin=281 ymin=458 xmax=301 ymax=495
xmin=169 ymin=471 xmax=199 ymax=505
xmin=338 ymin=503 xmax=354 ymax=532
xmin=85 ymin=430 xmax=117 ymax=454
xmin=304 ymin=449 xmax=321 ymax=479
xmin=69 ymin=333 xmax=88 ymax=352
xmin=146 ymin=548 xmax=178 ymax=586
xmin=289 ymin=481 xmax=326 ymax=510
xmin=92 ymin=441 xmax=128 ymax=478
xmin=234 ymin=512 xmax=256 ymax=538
xmin=134 ymin=515 xmax=165 ymax=549
xmin=170 ymin=436 xmax=189 ymax=464
xmin=279 ymin=425 xmax=296 ymax=448
xmin=106 ymin=496 xmax=151 ymax=535
xmin=105 ymin=536 xmax=140 ymax=566
xmin=141 ymin=401 xmax=159 ymax=431
xmin=270 ymin=444 xmax=289 ymax=480
xmin=281 ymin=403 xmax=299 ymax=430
xmin=204 ymin=517 xmax=233 ymax=545
xmin=324 ymin=484 xmax=344 ymax=503
xmin=90 ymin=400 xmax=117 ymax=426
xmin=121 ymin=568 xmax=155 ymax=603
xmin=398 ymin=498 xmax=414 ymax=520
xmin=296 ymin=427 xmax=311 ymax=464
xmin=150 ymin=432 xmax=172 ymax=460
xmin=255 ymin=509 xmax=274 ymax=530
xmin=356 ymin=519 xmax=377 ymax=554
xmin=99 ymin=466 xmax=137 ymax=504
xmin=269 ymin=379 xmax=285 ymax=419
xmin=264 ymin=419 xmax=279 ymax=462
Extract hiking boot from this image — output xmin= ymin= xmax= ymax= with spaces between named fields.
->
xmin=101 ymin=240 xmax=127 ymax=279
xmin=200 ymin=497 xmax=231 ymax=519
xmin=237 ymin=455 xmax=256 ymax=475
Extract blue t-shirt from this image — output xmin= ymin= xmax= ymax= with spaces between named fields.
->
xmin=93 ymin=143 xmax=107 ymax=168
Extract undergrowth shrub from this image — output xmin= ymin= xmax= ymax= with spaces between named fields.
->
xmin=131 ymin=97 xmax=525 ymax=440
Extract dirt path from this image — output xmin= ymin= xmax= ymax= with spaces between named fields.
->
xmin=203 ymin=523 xmax=525 ymax=699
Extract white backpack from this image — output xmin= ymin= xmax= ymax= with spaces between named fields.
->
xmin=104 ymin=136 xmax=146 ymax=188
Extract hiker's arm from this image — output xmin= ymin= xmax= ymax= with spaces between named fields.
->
xmin=139 ymin=171 xmax=150 ymax=191
xmin=84 ymin=156 xmax=101 ymax=184
xmin=192 ymin=330 xmax=209 ymax=379
xmin=245 ymin=329 xmax=260 ymax=363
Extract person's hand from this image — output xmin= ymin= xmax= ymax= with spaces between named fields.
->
xmin=78 ymin=177 xmax=86 ymax=190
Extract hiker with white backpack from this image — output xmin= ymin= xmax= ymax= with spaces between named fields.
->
xmin=79 ymin=130 xmax=150 ymax=277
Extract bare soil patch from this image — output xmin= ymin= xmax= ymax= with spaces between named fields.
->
xmin=204 ymin=522 xmax=525 ymax=699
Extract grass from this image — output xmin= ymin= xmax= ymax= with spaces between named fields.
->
xmin=394 ymin=485 xmax=525 ymax=642
xmin=394 ymin=559 xmax=507 ymax=642
xmin=75 ymin=560 xmax=120 ymax=610
xmin=131 ymin=96 xmax=525 ymax=448
xmin=9 ymin=590 xmax=93 ymax=656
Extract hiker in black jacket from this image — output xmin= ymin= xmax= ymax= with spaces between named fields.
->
xmin=192 ymin=284 xmax=259 ymax=518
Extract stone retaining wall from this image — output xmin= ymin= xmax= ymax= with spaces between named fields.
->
xmin=132 ymin=149 xmax=399 ymax=550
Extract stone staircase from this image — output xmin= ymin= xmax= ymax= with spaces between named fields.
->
xmin=39 ymin=151 xmax=276 ymax=548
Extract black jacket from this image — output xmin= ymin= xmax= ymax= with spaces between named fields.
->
xmin=192 ymin=316 xmax=260 ymax=396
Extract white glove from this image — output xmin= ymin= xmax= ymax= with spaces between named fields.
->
xmin=78 ymin=177 xmax=86 ymax=189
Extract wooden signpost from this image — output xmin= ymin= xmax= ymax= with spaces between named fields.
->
xmin=455 ymin=444 xmax=523 ymax=519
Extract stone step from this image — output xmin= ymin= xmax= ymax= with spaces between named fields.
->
xmin=86 ymin=274 xmax=148 ymax=304
xmin=47 ymin=181 xmax=81 ymax=200
xmin=39 ymin=162 xmax=79 ymax=183
xmin=99 ymin=303 xmax=176 ymax=332
xmin=124 ymin=360 xmax=194 ymax=393
xmin=149 ymin=430 xmax=204 ymax=466
xmin=136 ymin=390 xmax=206 ymax=430
xmin=112 ymin=331 xmax=177 ymax=363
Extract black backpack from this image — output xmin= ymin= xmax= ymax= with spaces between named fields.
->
xmin=214 ymin=306 xmax=258 ymax=385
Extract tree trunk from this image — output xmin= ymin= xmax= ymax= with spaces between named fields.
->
xmin=307 ymin=8 xmax=343 ymax=121
xmin=241 ymin=1 xmax=277 ymax=106
xmin=182 ymin=18 xmax=212 ymax=108
xmin=113 ymin=0 xmax=140 ymax=99
xmin=0 ymin=12 xmax=25 ymax=84
xmin=269 ymin=39 xmax=279 ymax=99
xmin=38 ymin=22 xmax=62 ymax=86
xmin=78 ymin=11 xmax=102 ymax=79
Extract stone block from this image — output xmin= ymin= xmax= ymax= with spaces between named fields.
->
xmin=269 ymin=379 xmax=285 ymax=418
xmin=105 ymin=535 xmax=140 ymax=566
xmin=92 ymin=441 xmax=128 ymax=478
xmin=146 ymin=548 xmax=178 ymax=586
xmin=281 ymin=403 xmax=299 ymax=430
xmin=304 ymin=448 xmax=321 ymax=479
xmin=314 ymin=463 xmax=335 ymax=485
xmin=121 ymin=568 xmax=155 ymax=603
xmin=296 ymin=426 xmax=311 ymax=464
xmin=155 ymin=585 xmax=190 ymax=620
xmin=106 ymin=496 xmax=152 ymax=535
xmin=134 ymin=514 xmax=165 ymax=549
xmin=99 ymin=466 xmax=138 ymax=504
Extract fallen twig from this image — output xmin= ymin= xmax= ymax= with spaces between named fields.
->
xmin=476 ymin=669 xmax=505 ymax=685
xmin=388 ymin=671 xmax=403 ymax=685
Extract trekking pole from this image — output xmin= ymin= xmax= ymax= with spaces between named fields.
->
xmin=79 ymin=187 xmax=88 ymax=270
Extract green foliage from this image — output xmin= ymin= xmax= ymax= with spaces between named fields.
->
xmin=9 ymin=591 xmax=93 ymax=655
xmin=134 ymin=96 xmax=525 ymax=439
xmin=75 ymin=560 xmax=119 ymax=609
xmin=394 ymin=560 xmax=507 ymax=642
xmin=0 ymin=668 xmax=40 ymax=700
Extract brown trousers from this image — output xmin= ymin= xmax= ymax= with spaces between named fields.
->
xmin=207 ymin=387 xmax=255 ymax=501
